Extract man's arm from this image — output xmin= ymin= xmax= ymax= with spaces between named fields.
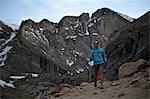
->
xmin=102 ymin=49 xmax=107 ymax=62
xmin=102 ymin=49 xmax=107 ymax=69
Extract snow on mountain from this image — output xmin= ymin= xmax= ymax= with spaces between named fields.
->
xmin=31 ymin=73 xmax=38 ymax=77
xmin=75 ymin=68 xmax=84 ymax=74
xmin=102 ymin=35 xmax=108 ymax=40
xmin=2 ymin=21 xmax=19 ymax=30
xmin=93 ymin=32 xmax=98 ymax=36
xmin=85 ymin=28 xmax=89 ymax=35
xmin=1 ymin=32 xmax=16 ymax=47
xmin=117 ymin=12 xmax=134 ymax=22
xmin=0 ymin=79 xmax=15 ymax=88
xmin=0 ymin=27 xmax=2 ymax=31
xmin=66 ymin=35 xmax=77 ymax=40
xmin=0 ymin=31 xmax=17 ymax=66
xmin=9 ymin=76 xmax=26 ymax=80
xmin=66 ymin=59 xmax=74 ymax=67
xmin=0 ymin=46 xmax=12 ymax=66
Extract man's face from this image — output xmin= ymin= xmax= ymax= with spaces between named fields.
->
xmin=94 ymin=43 xmax=99 ymax=47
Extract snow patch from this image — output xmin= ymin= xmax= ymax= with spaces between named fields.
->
xmin=42 ymin=50 xmax=47 ymax=55
xmin=41 ymin=34 xmax=49 ymax=44
xmin=39 ymin=28 xmax=44 ymax=32
xmin=9 ymin=76 xmax=26 ymax=80
xmin=75 ymin=70 xmax=80 ymax=74
xmin=94 ymin=19 xmax=96 ymax=23
xmin=0 ymin=46 xmax=12 ymax=66
xmin=85 ymin=29 xmax=89 ymax=35
xmin=64 ymin=27 xmax=69 ymax=30
xmin=75 ymin=68 xmax=84 ymax=74
xmin=88 ymin=23 xmax=94 ymax=27
xmin=56 ymin=28 xmax=59 ymax=33
xmin=67 ymin=71 xmax=71 ymax=74
xmin=32 ymin=42 xmax=36 ymax=46
xmin=102 ymin=35 xmax=108 ymax=40
xmin=70 ymin=72 xmax=73 ymax=76
xmin=66 ymin=35 xmax=77 ymax=40
xmin=78 ymin=33 xmax=84 ymax=36
xmin=0 ymin=26 xmax=2 ymax=30
xmin=0 ymin=79 xmax=15 ymax=88
xmin=67 ymin=71 xmax=74 ymax=75
xmin=25 ymin=73 xmax=38 ymax=78
xmin=1 ymin=32 xmax=16 ymax=47
xmin=88 ymin=17 xmax=96 ymax=22
xmin=117 ymin=12 xmax=134 ymax=22
xmin=66 ymin=59 xmax=74 ymax=67
xmin=32 ymin=73 xmax=38 ymax=77
xmin=97 ymin=18 xmax=102 ymax=21
xmin=2 ymin=22 xmax=19 ymax=30
xmin=58 ymin=73 xmax=61 ymax=76
xmin=61 ymin=48 xmax=65 ymax=51
xmin=93 ymin=32 xmax=99 ymax=36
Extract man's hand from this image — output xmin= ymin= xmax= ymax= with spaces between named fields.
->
xmin=88 ymin=61 xmax=94 ymax=67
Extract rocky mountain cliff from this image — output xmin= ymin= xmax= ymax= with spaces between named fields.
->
xmin=105 ymin=11 xmax=149 ymax=80
xmin=1 ymin=8 xmax=149 ymax=99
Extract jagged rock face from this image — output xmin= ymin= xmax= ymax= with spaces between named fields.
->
xmin=0 ymin=8 xmax=132 ymax=78
xmin=2 ymin=18 xmax=90 ymax=82
xmin=89 ymin=8 xmax=131 ymax=37
xmin=105 ymin=12 xmax=149 ymax=80
xmin=0 ymin=21 xmax=15 ymax=79
xmin=88 ymin=8 xmax=131 ymax=47
xmin=0 ymin=21 xmax=14 ymax=44
xmin=0 ymin=8 xmax=137 ymax=98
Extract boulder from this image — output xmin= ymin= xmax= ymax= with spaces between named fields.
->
xmin=119 ymin=59 xmax=148 ymax=78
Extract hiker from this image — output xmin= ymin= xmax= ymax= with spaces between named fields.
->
xmin=90 ymin=40 xmax=107 ymax=87
xmin=40 ymin=55 xmax=48 ymax=75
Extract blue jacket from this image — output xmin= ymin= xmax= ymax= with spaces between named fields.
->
xmin=90 ymin=47 xmax=107 ymax=65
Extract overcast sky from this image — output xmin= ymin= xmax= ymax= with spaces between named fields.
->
xmin=0 ymin=0 xmax=149 ymax=24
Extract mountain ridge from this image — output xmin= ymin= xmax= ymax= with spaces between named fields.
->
xmin=0 ymin=8 xmax=149 ymax=99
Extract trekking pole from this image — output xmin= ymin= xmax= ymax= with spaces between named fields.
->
xmin=89 ymin=28 xmax=93 ymax=83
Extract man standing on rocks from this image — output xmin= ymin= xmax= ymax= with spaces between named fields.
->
xmin=90 ymin=40 xmax=107 ymax=88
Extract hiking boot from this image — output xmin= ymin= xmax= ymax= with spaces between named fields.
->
xmin=97 ymin=86 xmax=104 ymax=89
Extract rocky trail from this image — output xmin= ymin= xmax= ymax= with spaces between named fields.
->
xmin=37 ymin=65 xmax=149 ymax=99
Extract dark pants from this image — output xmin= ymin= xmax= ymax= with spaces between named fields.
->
xmin=93 ymin=64 xmax=104 ymax=87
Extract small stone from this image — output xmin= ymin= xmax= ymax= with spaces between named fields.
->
xmin=117 ymin=93 xmax=125 ymax=97
xmin=130 ymin=80 xmax=141 ymax=87
xmin=93 ymin=92 xmax=98 ymax=94
xmin=54 ymin=93 xmax=65 ymax=97
xmin=111 ymin=82 xmax=120 ymax=86
xmin=124 ymin=85 xmax=129 ymax=88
